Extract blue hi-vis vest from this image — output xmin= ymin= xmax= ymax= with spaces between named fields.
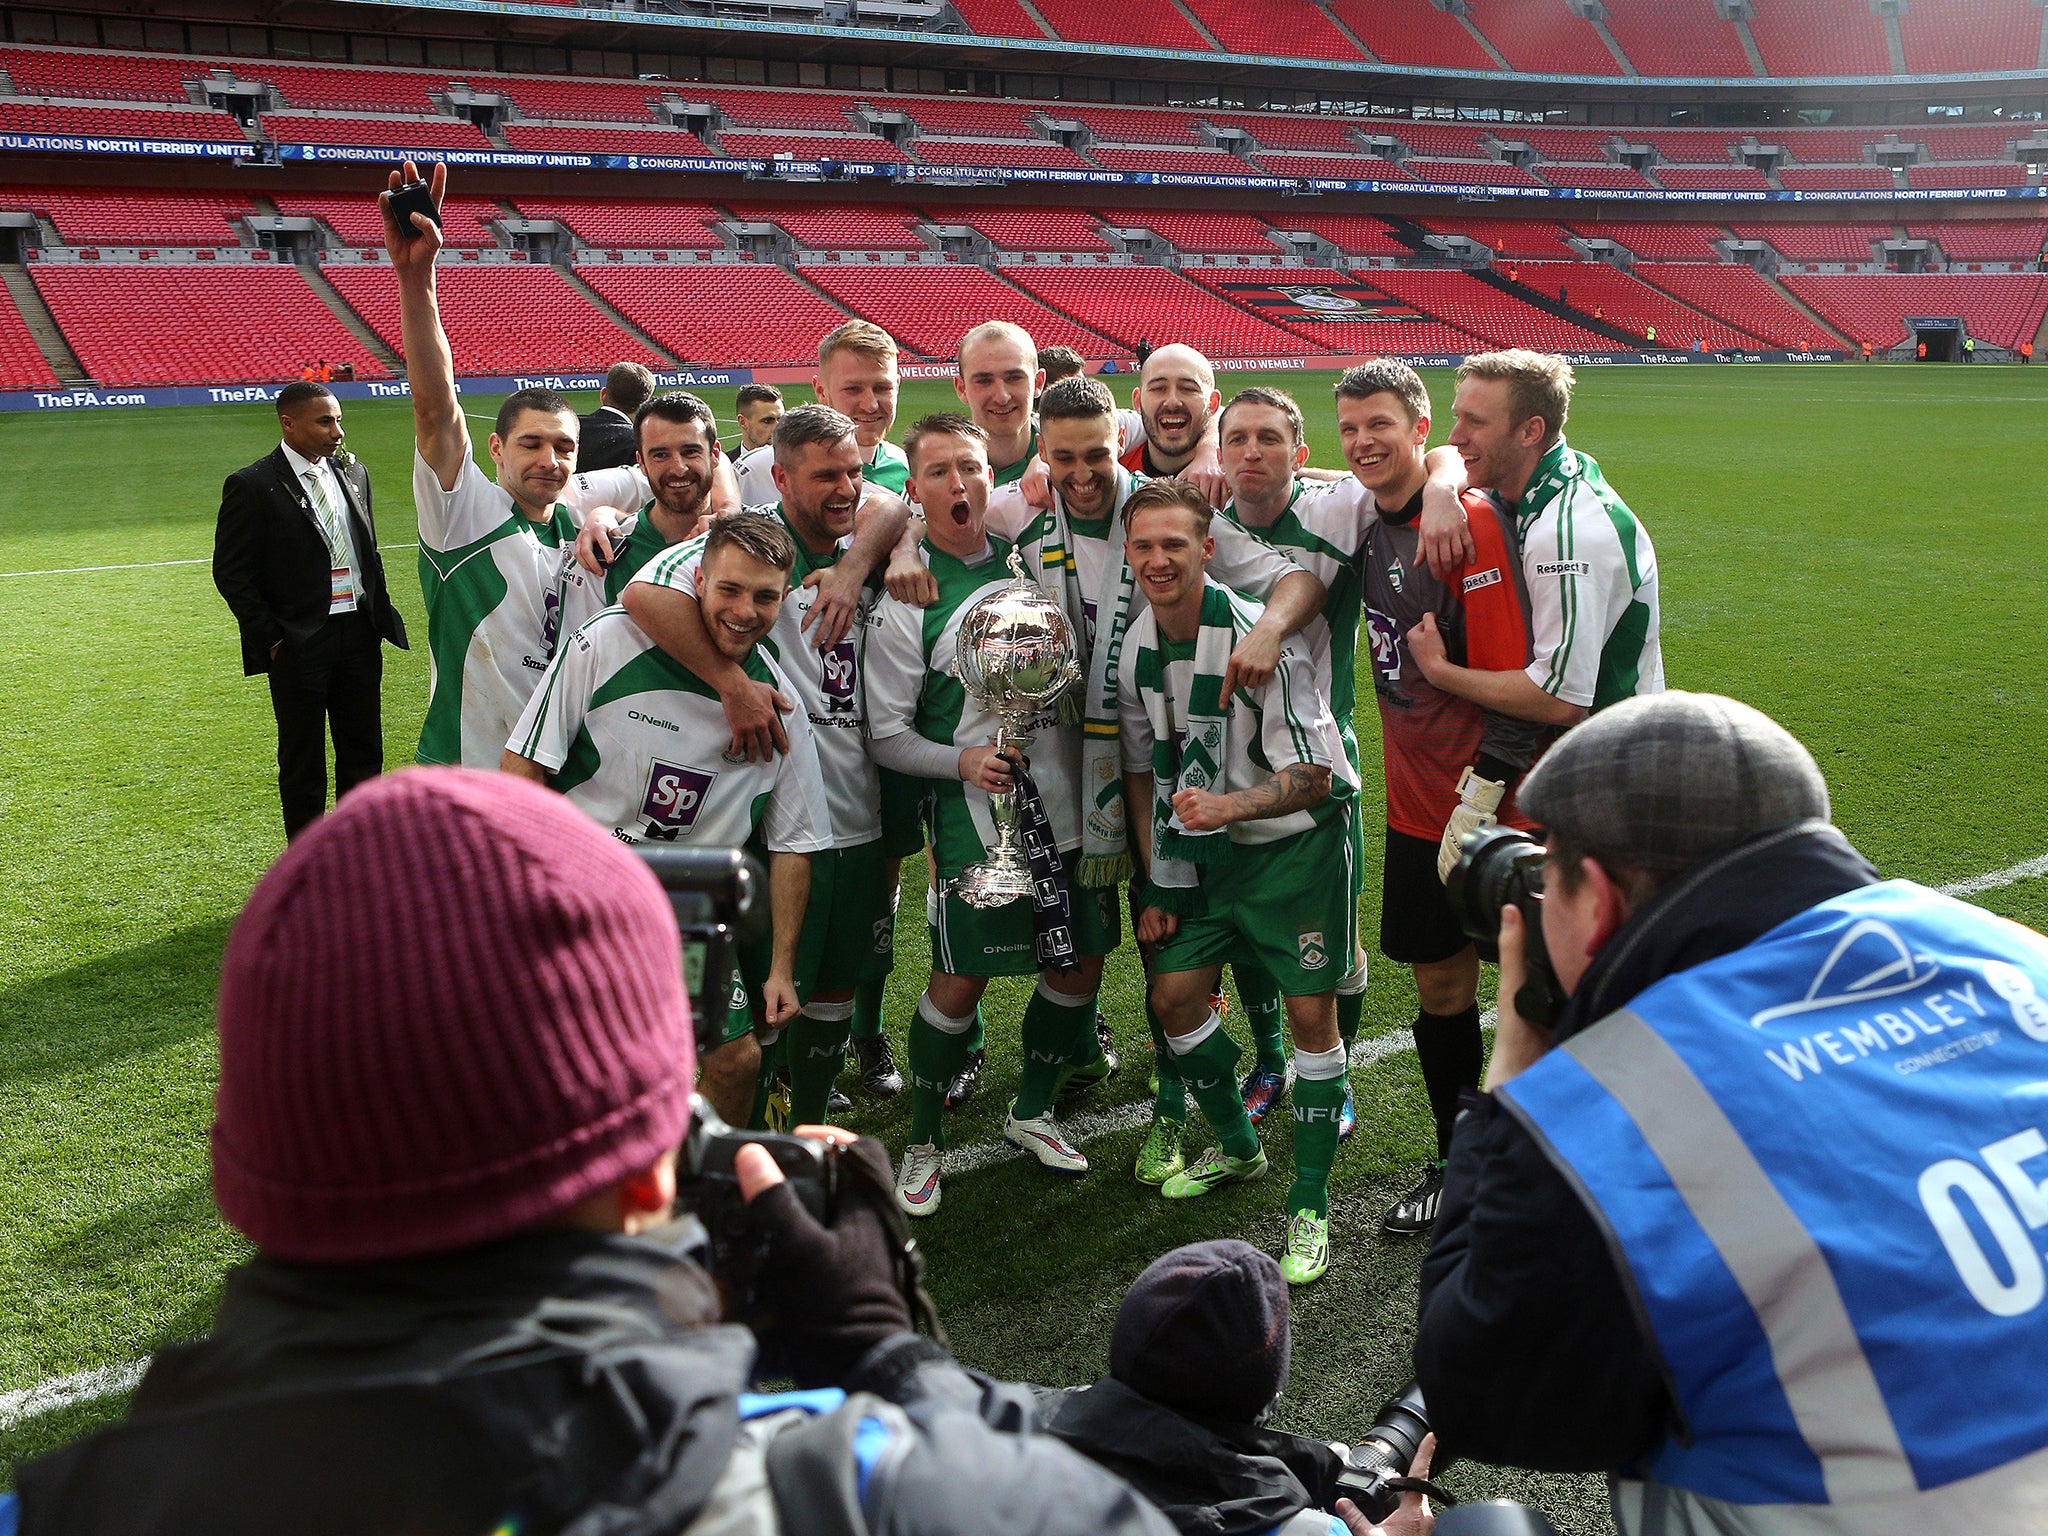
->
xmin=1497 ymin=880 xmax=2048 ymax=1508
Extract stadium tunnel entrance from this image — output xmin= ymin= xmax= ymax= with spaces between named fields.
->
xmin=1908 ymin=318 xmax=1964 ymax=361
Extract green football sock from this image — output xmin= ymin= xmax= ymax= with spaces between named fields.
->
xmin=1235 ymin=963 xmax=1288 ymax=1075
xmin=1012 ymin=983 xmax=1094 ymax=1120
xmin=907 ymin=993 xmax=977 ymax=1148
xmin=1173 ymin=1021 xmax=1260 ymax=1161
xmin=966 ymin=1002 xmax=987 ymax=1053
xmin=1287 ymin=1046 xmax=1350 ymax=1217
xmin=850 ymin=976 xmax=886 ymax=1041
xmin=1149 ymin=1001 xmax=1187 ymax=1123
xmin=787 ymin=1004 xmax=854 ymax=1126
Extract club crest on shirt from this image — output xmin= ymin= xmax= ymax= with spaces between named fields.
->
xmin=642 ymin=761 xmax=717 ymax=837
xmin=1298 ymin=930 xmax=1329 ymax=970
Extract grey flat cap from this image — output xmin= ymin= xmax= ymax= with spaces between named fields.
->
xmin=1520 ymin=691 xmax=1830 ymax=873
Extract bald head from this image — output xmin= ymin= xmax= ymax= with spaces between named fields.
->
xmin=1134 ymin=343 xmax=1221 ymax=471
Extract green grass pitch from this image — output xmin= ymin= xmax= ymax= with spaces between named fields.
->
xmin=5 ymin=364 xmax=2048 ymax=1528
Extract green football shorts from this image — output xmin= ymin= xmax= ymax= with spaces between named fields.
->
xmin=1151 ymin=817 xmax=1357 ymax=997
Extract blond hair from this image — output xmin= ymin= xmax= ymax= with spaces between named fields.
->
xmin=818 ymin=319 xmax=897 ymax=370
xmin=1457 ymin=350 xmax=1573 ymax=449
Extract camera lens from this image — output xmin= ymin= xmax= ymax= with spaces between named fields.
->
xmin=1445 ymin=826 xmax=1543 ymax=942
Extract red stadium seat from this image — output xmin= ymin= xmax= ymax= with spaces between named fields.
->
xmin=1779 ymin=166 xmax=1896 ymax=191
xmin=1003 ymin=266 xmax=1320 ymax=356
xmin=715 ymin=131 xmax=908 ymax=164
xmin=1412 ymin=217 xmax=1579 ymax=259
xmin=1897 ymin=0 xmax=2042 ymax=73
xmin=30 ymin=263 xmax=387 ymax=385
xmin=1635 ymin=264 xmax=1832 ymax=348
xmin=0 ymin=282 xmax=59 ymax=390
xmin=1729 ymin=222 xmax=1890 ymax=262
xmin=259 ymin=113 xmax=491 ymax=150
xmin=322 ymin=262 xmax=668 ymax=373
xmin=1326 ymin=0 xmax=1499 ymax=69
xmin=0 ymin=102 xmax=245 ymax=141
xmin=0 ymin=185 xmax=252 ymax=247
xmin=1566 ymin=222 xmax=1730 ymax=261
xmin=946 ymin=0 xmax=1049 ymax=38
xmin=1279 ymin=215 xmax=1415 ymax=257
xmin=1656 ymin=164 xmax=1773 ymax=191
xmin=1906 ymin=220 xmax=2048 ymax=262
xmin=724 ymin=202 xmax=927 ymax=251
xmin=1106 ymin=212 xmax=1281 ymax=255
xmin=575 ymin=262 xmax=853 ymax=366
xmin=1461 ymin=0 xmax=1622 ymax=74
xmin=1781 ymin=272 xmax=2048 ymax=349
xmin=501 ymin=124 xmax=719 ymax=157
xmin=913 ymin=140 xmax=1098 ymax=170
xmin=1598 ymin=0 xmax=1752 ymax=76
xmin=1537 ymin=163 xmax=1656 ymax=190
xmin=1181 ymin=268 xmax=1484 ymax=355
xmin=801 ymin=263 xmax=1114 ymax=358
xmin=1367 ymin=268 xmax=1619 ymax=351
xmin=1746 ymin=0 xmax=1890 ymax=76
xmin=509 ymin=198 xmax=726 ymax=251
xmin=941 ymin=206 xmax=1115 ymax=253
xmin=899 ymin=99 xmax=1041 ymax=138
xmin=1027 ymin=0 xmax=1212 ymax=50
xmin=1907 ymin=163 xmax=2030 ymax=189
xmin=1177 ymin=0 xmax=1367 ymax=61
xmin=270 ymin=193 xmax=505 ymax=250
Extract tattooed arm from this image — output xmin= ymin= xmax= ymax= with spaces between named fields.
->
xmin=1171 ymin=762 xmax=1330 ymax=832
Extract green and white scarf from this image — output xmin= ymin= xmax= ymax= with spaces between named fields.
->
xmin=1132 ymin=579 xmax=1249 ymax=910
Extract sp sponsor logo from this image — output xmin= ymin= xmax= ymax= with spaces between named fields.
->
xmin=821 ymin=639 xmax=857 ymax=713
xmin=1462 ymin=567 xmax=1503 ymax=594
xmin=642 ymin=761 xmax=717 ymax=836
xmin=1364 ymin=608 xmax=1402 ymax=682
xmin=541 ymin=585 xmax=561 ymax=654
xmin=1298 ymin=930 xmax=1329 ymax=971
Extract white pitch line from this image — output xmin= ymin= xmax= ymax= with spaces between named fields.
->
xmin=9 ymin=855 xmax=2048 ymax=1427
xmin=0 ymin=1359 xmax=147 ymax=1432
xmin=0 ymin=544 xmax=421 ymax=579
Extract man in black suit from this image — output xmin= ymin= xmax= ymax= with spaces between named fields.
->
xmin=577 ymin=362 xmax=655 ymax=472
xmin=214 ymin=382 xmax=408 ymax=839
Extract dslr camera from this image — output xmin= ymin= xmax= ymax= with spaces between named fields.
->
xmin=635 ymin=844 xmax=765 ymax=1043
xmin=1444 ymin=826 xmax=1567 ymax=1027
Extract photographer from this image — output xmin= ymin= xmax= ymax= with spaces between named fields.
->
xmin=1418 ymin=692 xmax=2048 ymax=1532
xmin=9 ymin=771 xmax=1175 ymax=1536
xmin=1040 ymin=1239 xmax=1438 ymax=1536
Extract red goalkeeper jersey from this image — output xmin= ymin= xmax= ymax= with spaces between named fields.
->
xmin=1363 ymin=489 xmax=1545 ymax=841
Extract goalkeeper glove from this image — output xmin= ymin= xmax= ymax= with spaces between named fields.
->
xmin=1437 ymin=766 xmax=1507 ymax=883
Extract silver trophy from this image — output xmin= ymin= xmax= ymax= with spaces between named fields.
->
xmin=949 ymin=547 xmax=1081 ymax=908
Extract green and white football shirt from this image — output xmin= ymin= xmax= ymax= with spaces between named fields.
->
xmin=734 ymin=444 xmax=775 ymax=509
xmin=864 ymin=531 xmax=1082 ymax=875
xmin=1117 ymin=588 xmax=1356 ymax=849
xmin=628 ymin=506 xmax=882 ymax=849
xmin=864 ymin=438 xmax=909 ymax=495
xmin=508 ymin=606 xmax=832 ymax=853
xmin=1514 ymin=438 xmax=1663 ymax=711
xmin=1223 ymin=476 xmax=1375 ymax=770
xmin=553 ymin=465 xmax=654 ymax=644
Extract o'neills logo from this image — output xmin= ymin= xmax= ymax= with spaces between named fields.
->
xmin=1533 ymin=560 xmax=1591 ymax=578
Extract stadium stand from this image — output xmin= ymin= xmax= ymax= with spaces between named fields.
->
xmin=1779 ymin=166 xmax=1897 ymax=190
xmin=800 ymin=263 xmax=1111 ymax=357
xmin=1403 ymin=160 xmax=1548 ymax=188
xmin=1 ymin=186 xmax=251 ymax=248
xmin=258 ymin=113 xmax=491 ymax=150
xmin=1908 ymin=163 xmax=2030 ymax=189
xmin=1731 ymin=222 xmax=1892 ymax=262
xmin=1385 ymin=123 xmax=1497 ymax=159
xmin=1203 ymin=114 xmax=1364 ymax=152
xmin=1781 ymin=271 xmax=2048 ymax=349
xmin=1597 ymin=0 xmax=1754 ymax=76
xmin=1636 ymin=263 xmax=1835 ymax=347
xmin=1657 ymin=165 xmax=1774 ymax=190
xmin=1568 ymin=221 xmax=1729 ymax=261
xmin=695 ymin=89 xmax=864 ymax=131
xmin=1026 ymin=0 xmax=1212 ymax=50
xmin=1511 ymin=260 xmax=1761 ymax=349
xmin=912 ymin=140 xmax=1098 ymax=169
xmin=1896 ymin=0 xmax=2044 ymax=74
xmin=1413 ymin=217 xmax=1579 ymax=259
xmin=1745 ymin=0 xmax=1892 ymax=76
xmin=0 ymin=103 xmax=246 ymax=141
xmin=945 ymin=206 xmax=1115 ymax=252
xmin=946 ymin=0 xmax=1049 ymax=39
xmin=324 ymin=261 xmax=668 ymax=373
xmin=1461 ymin=0 xmax=1622 ymax=74
xmin=1181 ymin=268 xmax=1484 ymax=354
xmin=1090 ymin=148 xmax=1262 ymax=176
xmin=1046 ymin=106 xmax=1209 ymax=146
xmin=1366 ymin=268 xmax=1620 ymax=351
xmin=1537 ymin=164 xmax=1658 ymax=190
xmin=1918 ymin=126 xmax=2030 ymax=160
xmin=0 ymin=288 xmax=59 ymax=391
xmin=1512 ymin=127 xmax=1622 ymax=160
xmin=493 ymin=76 xmax=665 ymax=121
xmin=1772 ymin=128 xmax=1889 ymax=161
xmin=1108 ymin=212 xmax=1280 ymax=254
xmin=0 ymin=45 xmax=197 ymax=99
xmin=899 ymin=99 xmax=1040 ymax=138
xmin=1907 ymin=220 xmax=2048 ymax=262
xmin=724 ymin=202 xmax=927 ymax=251
xmin=575 ymin=261 xmax=853 ymax=366
xmin=500 ymin=125 xmax=720 ymax=157
xmin=1178 ymin=0 xmax=1366 ymax=61
xmin=1254 ymin=152 xmax=1415 ymax=181
xmin=715 ymin=132 xmax=909 ymax=164
xmin=1281 ymin=215 xmax=1415 ymax=257
xmin=1640 ymin=130 xmax=1752 ymax=161
xmin=270 ymin=193 xmax=507 ymax=250
xmin=31 ymin=263 xmax=386 ymax=385
xmin=1003 ymin=266 xmax=1319 ymax=355
xmin=1325 ymin=0 xmax=1501 ymax=69
xmin=511 ymin=198 xmax=726 ymax=251
xmin=246 ymin=63 xmax=451 ymax=112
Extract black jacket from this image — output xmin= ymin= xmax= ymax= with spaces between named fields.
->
xmin=1037 ymin=1378 xmax=1345 ymax=1536
xmin=578 ymin=406 xmax=638 ymax=472
xmin=1414 ymin=822 xmax=1879 ymax=1473
xmin=16 ymin=1225 xmax=1175 ymax=1536
xmin=213 ymin=446 xmax=406 ymax=675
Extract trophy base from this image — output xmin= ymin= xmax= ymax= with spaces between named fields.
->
xmin=951 ymin=860 xmax=1036 ymax=909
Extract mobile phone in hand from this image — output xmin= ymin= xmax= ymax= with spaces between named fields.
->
xmin=386 ymin=178 xmax=441 ymax=240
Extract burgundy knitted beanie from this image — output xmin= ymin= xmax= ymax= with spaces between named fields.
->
xmin=211 ymin=768 xmax=695 ymax=1263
